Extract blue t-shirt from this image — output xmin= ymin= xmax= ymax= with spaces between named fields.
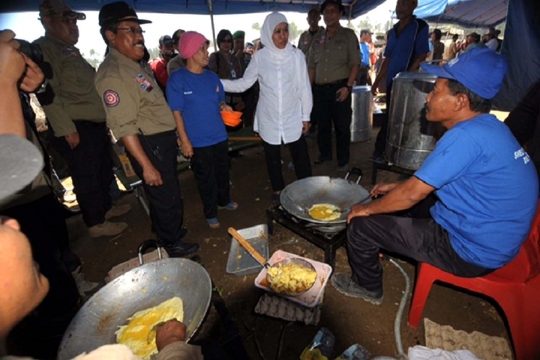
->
xmin=166 ymin=68 xmax=228 ymax=148
xmin=384 ymin=17 xmax=430 ymax=87
xmin=360 ymin=42 xmax=370 ymax=67
xmin=415 ymin=114 xmax=538 ymax=269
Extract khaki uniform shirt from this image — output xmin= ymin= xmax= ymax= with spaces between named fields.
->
xmin=95 ymin=48 xmax=176 ymax=139
xmin=308 ymin=26 xmax=361 ymax=85
xmin=167 ymin=55 xmax=186 ymax=75
xmin=34 ymin=34 xmax=106 ymax=137
xmin=297 ymin=26 xmax=325 ymax=56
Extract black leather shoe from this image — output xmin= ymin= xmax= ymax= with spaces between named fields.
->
xmin=165 ymin=242 xmax=200 ymax=258
xmin=313 ymin=156 xmax=332 ymax=165
xmin=179 ymin=227 xmax=189 ymax=239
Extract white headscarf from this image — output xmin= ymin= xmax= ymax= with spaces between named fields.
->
xmin=260 ymin=12 xmax=294 ymax=59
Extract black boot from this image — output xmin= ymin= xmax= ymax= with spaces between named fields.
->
xmin=165 ymin=241 xmax=200 ymax=258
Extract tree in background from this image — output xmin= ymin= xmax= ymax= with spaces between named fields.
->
xmin=82 ymin=49 xmax=102 ymax=68
xmin=148 ymin=47 xmax=160 ymax=60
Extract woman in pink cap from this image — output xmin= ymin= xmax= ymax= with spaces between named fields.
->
xmin=166 ymin=32 xmax=238 ymax=229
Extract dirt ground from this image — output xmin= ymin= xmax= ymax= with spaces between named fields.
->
xmin=68 ymin=130 xmax=511 ymax=359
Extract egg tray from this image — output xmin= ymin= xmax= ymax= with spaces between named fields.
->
xmin=254 ymin=293 xmax=320 ymax=326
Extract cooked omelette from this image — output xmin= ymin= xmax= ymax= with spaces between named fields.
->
xmin=267 ymin=263 xmax=317 ymax=295
xmin=308 ymin=203 xmax=341 ymax=221
xmin=116 ymin=297 xmax=184 ymax=359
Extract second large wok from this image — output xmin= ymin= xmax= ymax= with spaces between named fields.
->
xmin=58 ymin=252 xmax=212 ymax=360
xmin=280 ymin=170 xmax=371 ymax=225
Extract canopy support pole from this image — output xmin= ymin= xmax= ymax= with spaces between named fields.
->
xmin=348 ymin=0 xmax=357 ymax=25
xmin=208 ymin=0 xmax=218 ymax=52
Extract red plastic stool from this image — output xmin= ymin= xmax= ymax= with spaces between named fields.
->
xmin=408 ymin=202 xmax=540 ymax=360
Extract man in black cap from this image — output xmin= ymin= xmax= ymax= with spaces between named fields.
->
xmin=95 ymin=1 xmax=199 ymax=258
xmin=35 ymin=0 xmax=131 ymax=238
xmin=308 ymin=0 xmax=361 ymax=171
xmin=151 ymin=35 xmax=174 ymax=93
xmin=298 ymin=8 xmax=325 ymax=57
xmin=167 ymin=29 xmax=186 ymax=75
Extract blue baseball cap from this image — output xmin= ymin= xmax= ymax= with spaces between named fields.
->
xmin=420 ymin=48 xmax=508 ymax=100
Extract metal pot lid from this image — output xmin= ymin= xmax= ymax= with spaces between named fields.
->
xmin=394 ymin=71 xmax=437 ymax=82
xmin=352 ymin=85 xmax=372 ymax=93
xmin=280 ymin=176 xmax=371 ymax=225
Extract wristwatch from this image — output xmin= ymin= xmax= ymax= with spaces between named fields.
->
xmin=346 ymin=85 xmax=353 ymax=93
xmin=36 ymin=80 xmax=48 ymax=94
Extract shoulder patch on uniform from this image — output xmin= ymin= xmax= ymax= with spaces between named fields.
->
xmin=103 ymin=90 xmax=120 ymax=107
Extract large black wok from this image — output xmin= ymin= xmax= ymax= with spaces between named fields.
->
xmin=280 ymin=168 xmax=371 ymax=225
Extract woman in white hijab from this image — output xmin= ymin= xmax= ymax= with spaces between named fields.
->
xmin=222 ymin=12 xmax=313 ymax=204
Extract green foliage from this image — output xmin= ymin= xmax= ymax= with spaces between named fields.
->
xmin=148 ymin=47 xmax=160 ymax=60
xmin=288 ymin=21 xmax=302 ymax=42
xmin=82 ymin=49 xmax=102 ymax=68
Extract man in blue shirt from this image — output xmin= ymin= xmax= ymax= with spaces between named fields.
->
xmin=371 ymin=0 xmax=430 ymax=163
xmin=332 ymin=48 xmax=539 ymax=305
xmin=356 ymin=29 xmax=372 ymax=86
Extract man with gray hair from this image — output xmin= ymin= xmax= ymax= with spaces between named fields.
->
xmin=35 ymin=0 xmax=130 ymax=238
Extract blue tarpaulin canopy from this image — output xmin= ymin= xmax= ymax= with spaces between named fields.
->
xmin=415 ymin=0 xmax=509 ymax=28
xmin=0 ymin=0 xmax=385 ymax=19
xmin=1 ymin=0 xmax=538 ymax=110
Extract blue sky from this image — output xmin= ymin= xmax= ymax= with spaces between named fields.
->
xmin=0 ymin=1 xmax=395 ymax=58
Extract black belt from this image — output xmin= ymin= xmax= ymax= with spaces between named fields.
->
xmin=74 ymin=120 xmax=106 ymax=127
xmin=314 ymin=78 xmax=348 ymax=88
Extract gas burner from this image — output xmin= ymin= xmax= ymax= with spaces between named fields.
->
xmin=266 ymin=205 xmax=346 ymax=268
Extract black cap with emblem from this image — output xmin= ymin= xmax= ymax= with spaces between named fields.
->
xmin=98 ymin=1 xmax=152 ymax=27
xmin=320 ymin=0 xmax=345 ymax=15
xmin=39 ymin=0 xmax=86 ymax=20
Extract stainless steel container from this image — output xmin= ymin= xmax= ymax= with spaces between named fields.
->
xmin=386 ymin=71 xmax=443 ymax=170
xmin=350 ymin=85 xmax=373 ymax=142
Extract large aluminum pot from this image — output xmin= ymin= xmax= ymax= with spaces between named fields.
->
xmin=58 ymin=243 xmax=212 ymax=360
xmin=280 ymin=169 xmax=371 ymax=225
xmin=386 ymin=71 xmax=444 ymax=170
xmin=350 ymin=85 xmax=373 ymax=142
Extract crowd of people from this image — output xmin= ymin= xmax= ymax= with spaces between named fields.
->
xmin=1 ymin=0 xmax=539 ymax=359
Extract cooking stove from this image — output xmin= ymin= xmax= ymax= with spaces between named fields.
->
xmin=266 ymin=205 xmax=346 ymax=268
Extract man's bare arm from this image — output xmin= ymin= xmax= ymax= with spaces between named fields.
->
xmin=409 ymin=53 xmax=428 ymax=71
xmin=348 ymin=177 xmax=434 ymax=222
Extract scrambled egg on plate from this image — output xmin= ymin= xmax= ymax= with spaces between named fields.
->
xmin=267 ymin=263 xmax=317 ymax=295
xmin=116 ymin=297 xmax=184 ymax=360
xmin=308 ymin=203 xmax=341 ymax=221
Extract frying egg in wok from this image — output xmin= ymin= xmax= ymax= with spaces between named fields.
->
xmin=116 ymin=297 xmax=184 ymax=359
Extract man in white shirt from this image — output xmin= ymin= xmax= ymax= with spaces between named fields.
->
xmin=485 ymin=33 xmax=498 ymax=51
